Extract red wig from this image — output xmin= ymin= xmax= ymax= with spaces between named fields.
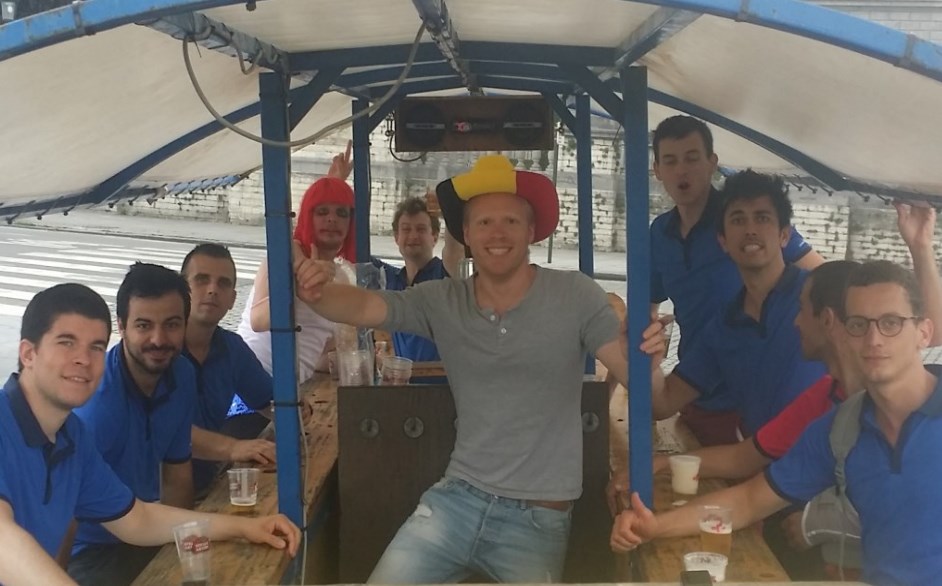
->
xmin=293 ymin=177 xmax=356 ymax=262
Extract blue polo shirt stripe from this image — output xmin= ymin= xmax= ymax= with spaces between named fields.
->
xmin=767 ymin=366 xmax=942 ymax=585
xmin=673 ymin=266 xmax=826 ymax=434
xmin=0 ymin=375 xmax=134 ymax=557
xmin=72 ymin=344 xmax=195 ymax=552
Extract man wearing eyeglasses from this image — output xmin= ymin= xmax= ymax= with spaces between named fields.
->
xmin=612 ymin=260 xmax=942 ymax=586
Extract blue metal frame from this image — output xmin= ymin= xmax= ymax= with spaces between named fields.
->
xmin=368 ymin=95 xmax=404 ymax=133
xmin=259 ymin=71 xmax=304 ymax=529
xmin=146 ymin=10 xmax=288 ymax=73
xmin=609 ymin=7 xmax=700 ymax=73
xmin=622 ymin=66 xmax=654 ymax=508
xmin=557 ymin=64 xmax=625 ymax=121
xmin=86 ymin=69 xmax=341 ymax=209
xmin=412 ymin=0 xmax=478 ymax=92
xmin=543 ymin=93 xmax=576 ymax=133
xmin=628 ymin=0 xmax=942 ymax=84
xmin=353 ymin=99 xmax=372 ymax=261
xmin=575 ymin=94 xmax=594 ymax=278
xmin=0 ymin=0 xmax=250 ymax=62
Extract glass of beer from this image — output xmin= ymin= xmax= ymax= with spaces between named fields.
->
xmin=699 ymin=504 xmax=732 ymax=556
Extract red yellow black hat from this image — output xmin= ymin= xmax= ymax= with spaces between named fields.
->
xmin=435 ymin=155 xmax=559 ymax=245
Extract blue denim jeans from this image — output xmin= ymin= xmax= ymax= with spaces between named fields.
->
xmin=367 ymin=477 xmax=572 ymax=584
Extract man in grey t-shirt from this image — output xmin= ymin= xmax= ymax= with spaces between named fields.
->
xmin=294 ymin=155 xmax=665 ymax=583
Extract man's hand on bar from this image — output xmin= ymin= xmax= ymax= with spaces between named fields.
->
xmin=238 ymin=514 xmax=302 ymax=557
xmin=231 ymin=438 xmax=277 ymax=469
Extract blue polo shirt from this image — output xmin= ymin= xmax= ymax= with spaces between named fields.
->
xmin=650 ymin=189 xmax=811 ymax=408
xmin=0 ymin=374 xmax=134 ymax=557
xmin=185 ymin=327 xmax=272 ymax=432
xmin=672 ymin=265 xmax=826 ymax=434
xmin=767 ymin=368 xmax=942 ymax=586
xmin=73 ymin=343 xmax=195 ymax=552
xmin=373 ymin=256 xmax=448 ymax=382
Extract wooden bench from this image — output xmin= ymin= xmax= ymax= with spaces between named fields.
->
xmin=336 ymin=381 xmax=613 ymax=583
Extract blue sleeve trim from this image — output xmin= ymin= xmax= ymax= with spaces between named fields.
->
xmin=75 ymin=494 xmax=136 ymax=523
xmin=763 ymin=468 xmax=806 ymax=506
xmin=753 ymin=434 xmax=776 ymax=460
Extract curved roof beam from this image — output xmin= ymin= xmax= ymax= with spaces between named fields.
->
xmin=146 ymin=10 xmax=288 ymax=73
xmin=412 ymin=0 xmax=479 ymax=93
xmin=83 ymin=66 xmax=342 ymax=209
xmin=628 ymin=0 xmax=942 ymax=83
xmin=0 ymin=0 xmax=252 ymax=63
xmin=603 ymin=7 xmax=701 ymax=78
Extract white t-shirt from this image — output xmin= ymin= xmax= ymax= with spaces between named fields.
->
xmin=236 ymin=285 xmax=333 ymax=384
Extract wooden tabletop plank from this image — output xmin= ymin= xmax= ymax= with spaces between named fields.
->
xmin=132 ymin=377 xmax=338 ymax=586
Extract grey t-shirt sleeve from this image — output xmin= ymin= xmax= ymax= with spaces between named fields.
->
xmin=575 ymin=274 xmax=620 ymax=355
xmin=378 ymin=281 xmax=437 ymax=339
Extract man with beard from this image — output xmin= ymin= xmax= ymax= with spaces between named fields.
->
xmin=67 ymin=263 xmax=197 ymax=585
xmin=180 ymin=243 xmax=277 ymax=495
xmin=0 ymin=283 xmax=301 ymax=586
xmin=649 ymin=116 xmax=824 ymax=445
xmin=649 ymin=170 xmax=827 ymax=437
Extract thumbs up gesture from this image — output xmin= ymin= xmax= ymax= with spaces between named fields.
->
xmin=292 ymin=240 xmax=336 ymax=304
xmin=610 ymin=492 xmax=660 ymax=552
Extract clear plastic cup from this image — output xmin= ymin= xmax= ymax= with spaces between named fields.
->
xmin=699 ymin=504 xmax=733 ymax=556
xmin=669 ymin=454 xmax=701 ymax=496
xmin=381 ymin=356 xmax=413 ymax=385
xmin=683 ymin=551 xmax=728 ymax=582
xmin=338 ymin=349 xmax=374 ymax=386
xmin=172 ymin=520 xmax=211 ymax=584
xmin=227 ymin=468 xmax=259 ymax=506
xmin=327 ymin=350 xmax=338 ymax=380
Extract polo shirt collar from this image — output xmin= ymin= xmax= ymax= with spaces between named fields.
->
xmin=183 ymin=326 xmax=228 ymax=367
xmin=724 ymin=264 xmax=802 ymax=329
xmin=398 ymin=257 xmax=442 ymax=286
xmin=115 ymin=341 xmax=178 ymax=402
xmin=663 ymin=187 xmax=722 ymax=240
xmin=4 ymin=373 xmax=51 ymax=448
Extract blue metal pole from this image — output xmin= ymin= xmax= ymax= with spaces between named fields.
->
xmin=575 ymin=94 xmax=594 ymax=278
xmin=622 ymin=66 xmax=653 ymax=508
xmin=259 ymin=71 xmax=303 ymax=528
xmin=352 ymin=99 xmax=372 ymax=262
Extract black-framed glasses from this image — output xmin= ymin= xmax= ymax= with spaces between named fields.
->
xmin=843 ymin=315 xmax=922 ymax=337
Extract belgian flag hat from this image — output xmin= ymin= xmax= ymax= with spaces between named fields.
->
xmin=435 ymin=155 xmax=559 ymax=245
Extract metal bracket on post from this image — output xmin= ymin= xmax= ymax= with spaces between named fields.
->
xmin=353 ymin=99 xmax=372 ymax=261
xmin=259 ymin=71 xmax=304 ymax=531
xmin=622 ymin=66 xmax=653 ymax=509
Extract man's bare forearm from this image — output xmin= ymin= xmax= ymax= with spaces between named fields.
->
xmin=0 ymin=510 xmax=76 ymax=586
xmin=691 ymin=440 xmax=771 ymax=481
xmin=304 ymin=283 xmax=388 ymax=328
xmin=191 ymin=426 xmax=236 ymax=462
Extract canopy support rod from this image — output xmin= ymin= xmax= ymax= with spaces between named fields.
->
xmin=575 ymin=94 xmax=595 ymax=278
xmin=259 ymin=71 xmax=304 ymax=532
xmin=353 ymin=99 xmax=372 ymax=261
xmin=543 ymin=94 xmax=577 ymax=133
xmin=411 ymin=0 xmax=479 ymax=94
xmin=622 ymin=66 xmax=654 ymax=509
xmin=558 ymin=64 xmax=625 ymax=120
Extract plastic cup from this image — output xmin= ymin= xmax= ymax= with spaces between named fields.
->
xmin=669 ymin=454 xmax=701 ymax=496
xmin=699 ymin=504 xmax=733 ymax=556
xmin=684 ymin=552 xmax=728 ymax=583
xmin=381 ymin=356 xmax=413 ymax=385
xmin=227 ymin=467 xmax=259 ymax=506
xmin=173 ymin=520 xmax=211 ymax=584
xmin=338 ymin=349 xmax=374 ymax=386
xmin=327 ymin=350 xmax=338 ymax=380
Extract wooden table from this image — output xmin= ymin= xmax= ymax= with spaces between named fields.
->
xmin=132 ymin=377 xmax=339 ymax=586
xmin=608 ymin=383 xmax=789 ymax=582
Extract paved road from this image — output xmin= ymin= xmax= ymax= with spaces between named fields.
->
xmin=0 ymin=226 xmax=269 ymax=371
